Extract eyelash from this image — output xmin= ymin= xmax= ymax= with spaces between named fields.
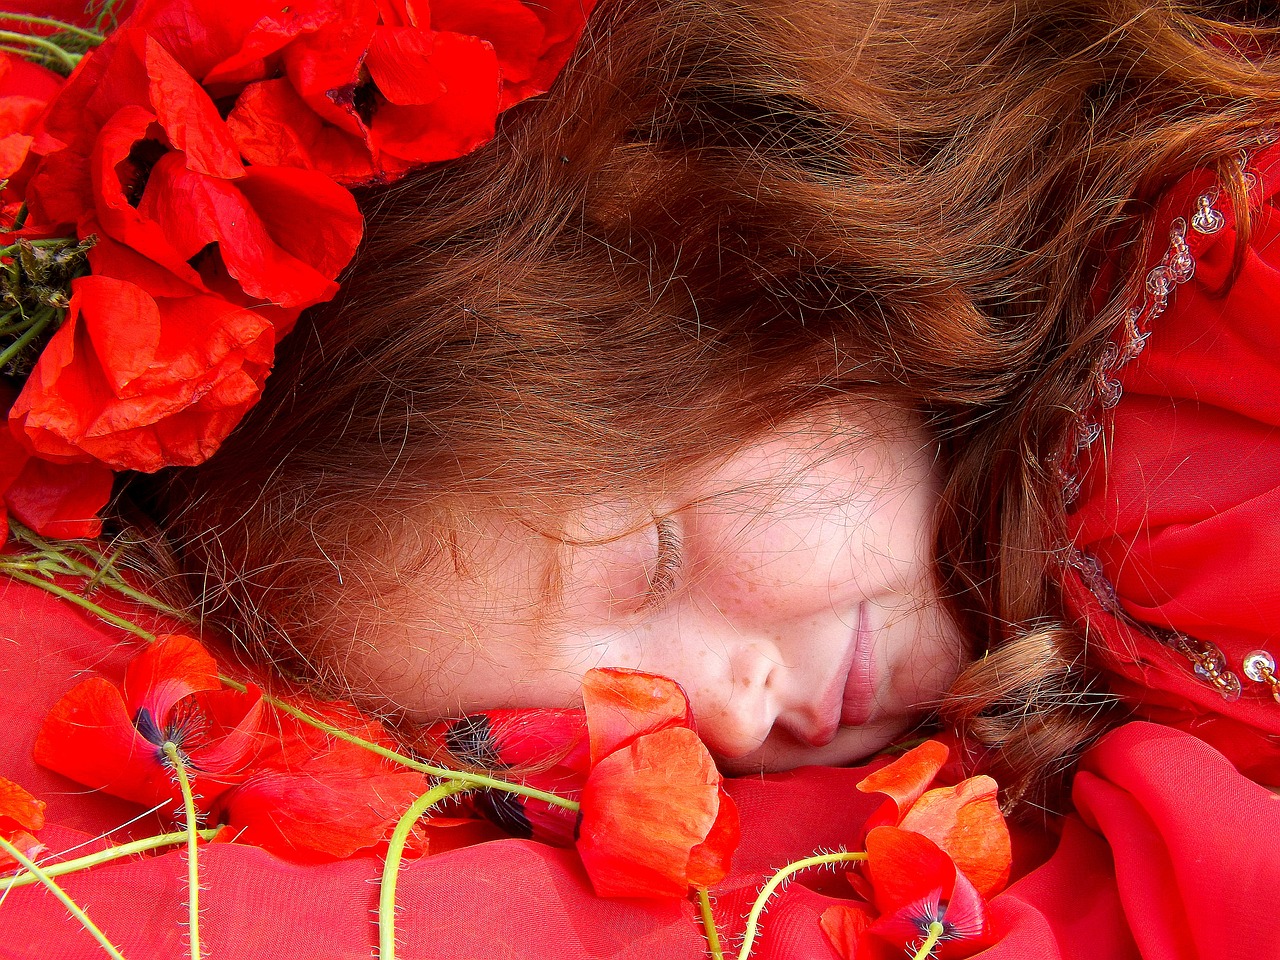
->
xmin=644 ymin=515 xmax=683 ymax=606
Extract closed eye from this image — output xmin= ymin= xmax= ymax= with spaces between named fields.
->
xmin=644 ymin=515 xmax=683 ymax=607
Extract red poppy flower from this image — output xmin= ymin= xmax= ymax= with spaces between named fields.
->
xmin=209 ymin=696 xmax=433 ymax=862
xmin=0 ymin=384 xmax=113 ymax=540
xmin=218 ymin=0 xmax=596 ymax=183
xmin=9 ymin=275 xmax=275 ymax=472
xmin=856 ymin=741 xmax=1011 ymax=897
xmin=822 ymin=827 xmax=1000 ymax=960
xmin=575 ymin=668 xmax=740 ymax=899
xmin=423 ymin=708 xmax=591 ymax=846
xmin=0 ymin=52 xmax=62 ymax=197
xmin=0 ymin=777 xmax=46 ymax=871
xmin=34 ymin=634 xmax=267 ymax=813
xmin=24 ymin=27 xmax=363 ymax=317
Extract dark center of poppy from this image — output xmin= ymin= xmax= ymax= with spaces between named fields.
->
xmin=117 ymin=138 xmax=169 ymax=208
xmin=133 ymin=700 xmax=208 ymax=767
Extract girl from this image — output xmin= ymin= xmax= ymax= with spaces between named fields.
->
xmin=3 ymin=1 xmax=1280 ymax=957
xmin=146 ymin=0 xmax=1280 ymax=802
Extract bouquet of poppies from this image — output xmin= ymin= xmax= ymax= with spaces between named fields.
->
xmin=0 ymin=0 xmax=597 ymax=543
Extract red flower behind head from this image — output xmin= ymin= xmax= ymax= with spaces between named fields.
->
xmin=0 ymin=52 xmax=62 ymax=209
xmin=575 ymin=668 xmax=740 ymax=899
xmin=0 ymin=777 xmax=47 ymax=871
xmin=0 ymin=382 xmax=113 ymax=540
xmin=34 ymin=634 xmax=266 ymax=813
xmin=10 ymin=275 xmax=276 ymax=472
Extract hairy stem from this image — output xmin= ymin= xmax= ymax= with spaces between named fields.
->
xmin=738 ymin=852 xmax=868 ymax=960
xmin=0 ymin=29 xmax=77 ymax=70
xmin=222 ymin=678 xmax=581 ymax=812
xmin=910 ymin=921 xmax=947 ymax=960
xmin=696 ymin=887 xmax=725 ymax=960
xmin=0 ymin=835 xmax=128 ymax=960
xmin=0 ymin=568 xmax=158 ymax=641
xmin=0 ymin=12 xmax=105 ymax=42
xmin=378 ymin=780 xmax=472 ymax=960
xmin=0 ymin=830 xmax=221 ymax=891
xmin=161 ymin=743 xmax=201 ymax=960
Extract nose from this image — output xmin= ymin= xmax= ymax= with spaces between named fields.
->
xmin=635 ymin=612 xmax=827 ymax=762
xmin=685 ymin=638 xmax=782 ymax=761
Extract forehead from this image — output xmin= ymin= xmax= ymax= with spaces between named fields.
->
xmin=430 ymin=399 xmax=933 ymax=589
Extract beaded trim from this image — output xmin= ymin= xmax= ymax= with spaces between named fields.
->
xmin=1055 ymin=189 xmax=1223 ymax=507
xmin=1064 ymin=146 xmax=1280 ymax=704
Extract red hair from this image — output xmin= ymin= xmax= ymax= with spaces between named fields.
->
xmin=138 ymin=0 xmax=1280 ymax=810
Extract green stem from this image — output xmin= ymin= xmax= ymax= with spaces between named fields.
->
xmin=0 ymin=835 xmax=128 ymax=960
xmin=696 ymin=888 xmax=725 ymax=960
xmin=0 ymin=29 xmax=78 ymax=71
xmin=221 ymin=678 xmax=580 ymax=812
xmin=0 ymin=238 xmax=81 ymax=257
xmin=737 ymin=853 xmax=868 ymax=960
xmin=910 ymin=921 xmax=947 ymax=960
xmin=378 ymin=780 xmax=472 ymax=960
xmin=161 ymin=743 xmax=201 ymax=960
xmin=0 ymin=305 xmax=57 ymax=371
xmin=0 ymin=830 xmax=220 ymax=891
xmin=0 ymin=13 xmax=105 ymax=43
xmin=5 ymin=521 xmax=191 ymax=621
xmin=0 ymin=568 xmax=158 ymax=641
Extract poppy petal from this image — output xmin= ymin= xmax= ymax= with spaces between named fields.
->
xmin=581 ymin=667 xmax=694 ymax=764
xmin=217 ymin=741 xmax=429 ymax=861
xmin=0 ymin=777 xmax=45 ymax=834
xmin=144 ymin=36 xmax=243 ymax=180
xmin=34 ymin=676 xmax=179 ymax=808
xmin=819 ymin=903 xmax=876 ymax=960
xmin=856 ymin=740 xmax=950 ymax=824
xmin=897 ymin=775 xmax=1011 ymax=897
xmin=577 ymin=726 xmax=737 ymax=898
xmin=864 ymin=826 xmax=956 ymax=917
xmin=122 ymin=633 xmax=222 ymax=721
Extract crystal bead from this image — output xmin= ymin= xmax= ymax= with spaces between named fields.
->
xmin=1191 ymin=194 xmax=1225 ymax=234
xmin=1098 ymin=375 xmax=1123 ymax=409
xmin=1168 ymin=245 xmax=1195 ymax=284
xmin=1146 ymin=265 xmax=1174 ymax=298
xmin=1243 ymin=649 xmax=1277 ymax=683
xmin=1217 ymin=671 xmax=1242 ymax=702
xmin=1193 ymin=640 xmax=1227 ymax=674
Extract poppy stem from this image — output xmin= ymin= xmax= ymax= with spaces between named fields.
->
xmin=910 ymin=920 xmax=947 ymax=960
xmin=378 ymin=779 xmax=473 ymax=960
xmin=161 ymin=742 xmax=201 ymax=960
xmin=0 ymin=13 xmax=106 ymax=43
xmin=695 ymin=888 xmax=725 ymax=960
xmin=0 ymin=305 xmax=58 ymax=373
xmin=737 ymin=852 xmax=868 ymax=960
xmin=0 ymin=568 xmax=158 ymax=641
xmin=223 ymin=679 xmax=582 ymax=812
xmin=0 ymin=29 xmax=79 ymax=72
xmin=0 ymin=835 xmax=129 ymax=960
xmin=0 ymin=829 xmax=221 ymax=892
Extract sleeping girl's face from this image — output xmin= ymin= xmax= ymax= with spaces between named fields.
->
xmin=344 ymin=403 xmax=967 ymax=772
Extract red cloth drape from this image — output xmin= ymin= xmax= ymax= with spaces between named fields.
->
xmin=4 ymin=576 xmax=1280 ymax=959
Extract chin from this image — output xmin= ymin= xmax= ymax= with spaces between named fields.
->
xmin=715 ymin=717 xmax=918 ymax=775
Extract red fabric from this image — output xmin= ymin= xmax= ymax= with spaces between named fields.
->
xmin=3 ymin=575 xmax=1279 ymax=958
xmin=1067 ymin=140 xmax=1280 ymax=781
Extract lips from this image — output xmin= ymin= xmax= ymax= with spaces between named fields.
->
xmin=840 ymin=601 xmax=875 ymax=726
xmin=804 ymin=602 xmax=875 ymax=746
